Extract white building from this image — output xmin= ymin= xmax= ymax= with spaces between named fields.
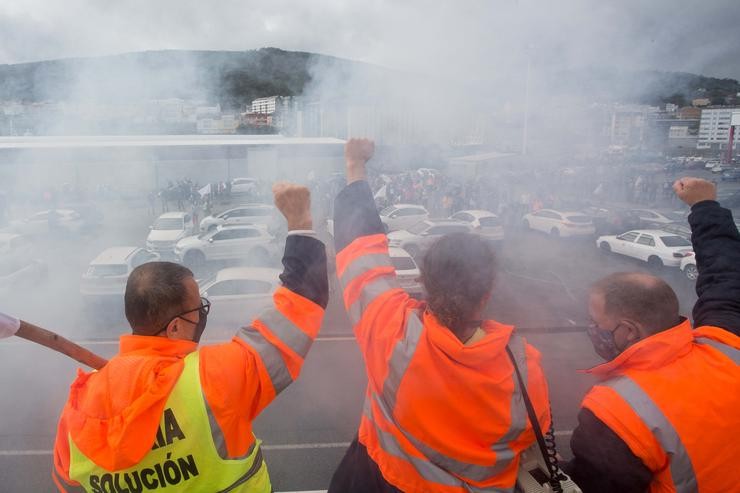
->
xmin=697 ymin=107 xmax=740 ymax=151
xmin=609 ymin=104 xmax=659 ymax=149
xmin=251 ymin=96 xmax=281 ymax=114
xmin=196 ymin=114 xmax=238 ymax=134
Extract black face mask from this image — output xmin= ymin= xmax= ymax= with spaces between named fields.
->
xmin=191 ymin=310 xmax=208 ymax=343
xmin=155 ymin=297 xmax=211 ymax=343
xmin=586 ymin=323 xmax=623 ymax=361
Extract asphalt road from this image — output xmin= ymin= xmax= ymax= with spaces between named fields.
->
xmin=0 ymin=198 xmax=706 ymax=492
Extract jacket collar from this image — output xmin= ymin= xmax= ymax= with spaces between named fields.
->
xmin=119 ymin=334 xmax=198 ymax=358
xmin=584 ymin=318 xmax=693 ymax=379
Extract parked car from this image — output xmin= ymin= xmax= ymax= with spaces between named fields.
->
xmin=581 ymin=206 xmax=641 ymax=236
xmin=146 ymin=212 xmax=195 ymax=255
xmin=231 ymin=177 xmax=259 ymax=195
xmin=0 ymin=258 xmax=47 ymax=297
xmin=0 ymin=233 xmax=34 ymax=267
xmin=660 ymin=222 xmax=692 ymax=240
xmin=721 ymin=169 xmax=740 ymax=182
xmin=450 ymin=210 xmax=504 ymax=242
xmin=80 ymin=247 xmax=159 ymax=298
xmin=11 ymin=209 xmax=84 ymax=236
xmin=175 ymin=225 xmax=275 ymax=268
xmin=199 ymin=204 xmax=278 ymax=232
xmin=387 ymin=219 xmax=471 ymax=258
xmin=379 ymin=204 xmax=429 ymax=232
xmin=388 ymin=247 xmax=423 ymax=296
xmin=629 ymin=209 xmax=686 ymax=228
xmin=680 ymin=254 xmax=698 ymax=281
xmin=596 ymin=230 xmax=693 ymax=268
xmin=199 ymin=267 xmax=280 ymax=329
xmin=522 ymin=209 xmax=595 ymax=237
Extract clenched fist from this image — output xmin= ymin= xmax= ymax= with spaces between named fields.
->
xmin=345 ymin=138 xmax=375 ymax=184
xmin=272 ymin=182 xmax=312 ymax=231
xmin=673 ymin=177 xmax=717 ymax=207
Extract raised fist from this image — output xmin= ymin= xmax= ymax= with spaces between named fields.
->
xmin=272 ymin=182 xmax=312 ymax=231
xmin=345 ymin=138 xmax=375 ymax=184
xmin=673 ymin=177 xmax=717 ymax=207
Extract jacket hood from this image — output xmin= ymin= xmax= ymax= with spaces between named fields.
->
xmin=63 ymin=335 xmax=197 ymax=471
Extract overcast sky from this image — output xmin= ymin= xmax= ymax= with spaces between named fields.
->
xmin=1 ymin=0 xmax=739 ymax=79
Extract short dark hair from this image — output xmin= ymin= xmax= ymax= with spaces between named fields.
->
xmin=125 ymin=262 xmax=194 ymax=335
xmin=421 ymin=233 xmax=496 ymax=338
xmin=590 ymin=272 xmax=680 ymax=334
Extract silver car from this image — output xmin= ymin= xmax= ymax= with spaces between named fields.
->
xmin=387 ymin=220 xmax=472 ymax=258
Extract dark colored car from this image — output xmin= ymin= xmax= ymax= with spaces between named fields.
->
xmin=582 ymin=206 xmax=641 ymax=236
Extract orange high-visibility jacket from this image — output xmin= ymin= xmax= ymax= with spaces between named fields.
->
xmin=336 ymin=231 xmax=551 ymax=493
xmin=581 ymin=321 xmax=740 ymax=493
xmin=52 ymin=285 xmax=324 ymax=492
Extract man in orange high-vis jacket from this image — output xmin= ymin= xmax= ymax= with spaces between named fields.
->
xmin=328 ymin=139 xmax=551 ymax=493
xmin=52 ymin=183 xmax=328 ymax=492
xmin=566 ymin=177 xmax=740 ymax=493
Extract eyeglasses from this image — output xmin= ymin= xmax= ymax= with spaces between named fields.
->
xmin=154 ymin=297 xmax=210 ymax=335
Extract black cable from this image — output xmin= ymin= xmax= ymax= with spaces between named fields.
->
xmin=506 ymin=346 xmax=564 ymax=493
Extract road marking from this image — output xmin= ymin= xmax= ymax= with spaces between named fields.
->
xmin=0 ymin=434 xmax=577 ymax=456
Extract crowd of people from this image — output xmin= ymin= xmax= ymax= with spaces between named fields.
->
xmin=0 ymin=139 xmax=738 ymax=493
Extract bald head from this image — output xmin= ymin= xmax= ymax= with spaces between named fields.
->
xmin=590 ymin=272 xmax=680 ymax=335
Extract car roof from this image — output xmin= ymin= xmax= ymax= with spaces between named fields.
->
xmin=157 ymin=212 xmax=187 ymax=219
xmin=456 ymin=209 xmax=498 ymax=218
xmin=392 ymin=204 xmax=427 ymax=210
xmin=622 ymin=229 xmax=680 ymax=236
xmin=424 ymin=219 xmax=469 ymax=226
xmin=90 ymin=246 xmax=140 ymax=264
xmin=212 ymin=267 xmax=282 ymax=283
xmin=537 ymin=209 xmax=587 ymax=215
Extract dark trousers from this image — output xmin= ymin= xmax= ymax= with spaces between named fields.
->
xmin=329 ymin=436 xmax=402 ymax=493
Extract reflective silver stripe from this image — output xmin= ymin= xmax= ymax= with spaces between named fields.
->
xmin=203 ymin=393 xmax=256 ymax=461
xmin=376 ymin=314 xmax=525 ymax=483
xmin=237 ymin=325 xmax=293 ymax=394
xmin=53 ymin=468 xmax=86 ymax=493
xmin=346 ymin=275 xmax=400 ymax=324
xmin=696 ymin=338 xmax=740 ymax=364
xmin=216 ymin=446 xmax=266 ymax=493
xmin=339 ymin=252 xmax=396 ymax=289
xmin=258 ymin=307 xmax=313 ymax=358
xmin=604 ymin=376 xmax=698 ymax=492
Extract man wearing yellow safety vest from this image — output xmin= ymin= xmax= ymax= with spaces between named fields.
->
xmin=566 ymin=177 xmax=740 ymax=492
xmin=52 ymin=183 xmax=328 ymax=492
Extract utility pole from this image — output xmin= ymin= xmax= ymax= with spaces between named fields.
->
xmin=522 ymin=54 xmax=532 ymax=156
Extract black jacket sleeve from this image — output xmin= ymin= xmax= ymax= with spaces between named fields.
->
xmin=334 ymin=180 xmax=384 ymax=252
xmin=565 ymin=408 xmax=652 ymax=493
xmin=689 ymin=200 xmax=740 ymax=335
xmin=279 ymin=234 xmax=329 ymax=309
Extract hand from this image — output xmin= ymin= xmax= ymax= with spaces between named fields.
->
xmin=673 ymin=177 xmax=717 ymax=207
xmin=272 ymin=182 xmax=312 ymax=231
xmin=0 ymin=311 xmax=20 ymax=339
xmin=345 ymin=138 xmax=375 ymax=184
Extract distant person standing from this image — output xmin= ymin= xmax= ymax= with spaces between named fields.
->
xmin=147 ymin=190 xmax=156 ymax=216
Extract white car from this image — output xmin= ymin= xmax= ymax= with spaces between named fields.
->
xmin=380 ymin=204 xmax=429 ymax=232
xmin=522 ymin=209 xmax=595 ymax=237
xmin=81 ymin=247 xmax=159 ymax=298
xmin=199 ymin=204 xmax=277 ymax=232
xmin=0 ymin=233 xmax=46 ymax=297
xmin=0 ymin=233 xmax=34 ymax=266
xmin=597 ymin=230 xmax=693 ymax=268
xmin=450 ymin=210 xmax=505 ymax=242
xmin=231 ymin=177 xmax=259 ymax=195
xmin=146 ymin=212 xmax=196 ymax=255
xmin=387 ymin=219 xmax=472 ymax=258
xmin=175 ymin=225 xmax=275 ymax=268
xmin=629 ymin=209 xmax=686 ymax=228
xmin=11 ymin=209 xmax=84 ymax=235
xmin=389 ymin=247 xmax=423 ymax=296
xmin=680 ymin=254 xmax=698 ymax=281
xmin=199 ymin=267 xmax=280 ymax=329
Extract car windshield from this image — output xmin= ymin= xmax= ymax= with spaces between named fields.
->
xmin=566 ymin=215 xmax=591 ymax=223
xmin=89 ymin=264 xmax=128 ymax=277
xmin=661 ymin=236 xmax=691 ymax=247
xmin=391 ymin=256 xmax=417 ymax=271
xmin=153 ymin=218 xmax=183 ymax=230
xmin=407 ymin=221 xmax=429 ymax=234
xmin=380 ymin=206 xmax=396 ymax=216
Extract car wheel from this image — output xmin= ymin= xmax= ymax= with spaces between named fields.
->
xmin=405 ymin=244 xmax=421 ymax=259
xmin=184 ymin=250 xmax=206 ymax=269
xmin=550 ymin=227 xmax=560 ymax=238
xmin=684 ymin=264 xmax=698 ymax=281
xmin=600 ymin=242 xmax=611 ymax=253
xmin=249 ymin=247 xmax=270 ymax=266
xmin=647 ymin=256 xmax=663 ymax=270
